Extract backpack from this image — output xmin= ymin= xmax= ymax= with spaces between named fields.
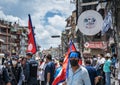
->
xmin=29 ymin=60 xmax=38 ymax=77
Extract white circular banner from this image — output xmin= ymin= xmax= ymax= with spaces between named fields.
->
xmin=78 ymin=10 xmax=103 ymax=35
xmin=28 ymin=43 xmax=33 ymax=51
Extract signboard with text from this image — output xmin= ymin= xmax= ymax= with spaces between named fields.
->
xmin=84 ymin=42 xmax=107 ymax=49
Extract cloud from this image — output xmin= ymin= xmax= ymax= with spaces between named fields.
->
xmin=48 ymin=15 xmax=66 ymax=30
xmin=0 ymin=10 xmax=25 ymax=25
xmin=0 ymin=0 xmax=75 ymax=50
xmin=0 ymin=6 xmax=2 ymax=10
xmin=1 ymin=0 xmax=19 ymax=4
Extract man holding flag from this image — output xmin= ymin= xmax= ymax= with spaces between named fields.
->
xmin=63 ymin=51 xmax=91 ymax=85
xmin=25 ymin=14 xmax=38 ymax=85
xmin=52 ymin=40 xmax=77 ymax=85
xmin=52 ymin=41 xmax=90 ymax=85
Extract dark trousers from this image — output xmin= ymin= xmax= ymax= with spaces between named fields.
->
xmin=22 ymin=82 xmax=27 ymax=85
xmin=37 ymin=80 xmax=44 ymax=85
xmin=0 ymin=81 xmax=5 ymax=85
xmin=40 ymin=81 xmax=44 ymax=85
xmin=27 ymin=77 xmax=38 ymax=85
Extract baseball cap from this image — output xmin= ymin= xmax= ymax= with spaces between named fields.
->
xmin=12 ymin=55 xmax=19 ymax=60
xmin=69 ymin=51 xmax=81 ymax=59
xmin=26 ymin=52 xmax=33 ymax=56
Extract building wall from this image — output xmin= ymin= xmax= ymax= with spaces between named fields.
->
xmin=0 ymin=20 xmax=11 ymax=53
xmin=75 ymin=0 xmax=111 ymax=55
xmin=0 ymin=20 xmax=28 ymax=56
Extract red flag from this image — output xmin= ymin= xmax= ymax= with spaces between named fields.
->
xmin=52 ymin=41 xmax=76 ymax=85
xmin=26 ymin=14 xmax=37 ymax=54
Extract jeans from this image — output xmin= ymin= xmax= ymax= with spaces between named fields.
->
xmin=105 ymin=72 xmax=111 ymax=85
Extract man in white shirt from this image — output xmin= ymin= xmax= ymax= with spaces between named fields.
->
xmin=63 ymin=51 xmax=91 ymax=85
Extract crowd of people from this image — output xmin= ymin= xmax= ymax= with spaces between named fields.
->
xmin=0 ymin=51 xmax=119 ymax=85
xmin=83 ymin=52 xmax=119 ymax=85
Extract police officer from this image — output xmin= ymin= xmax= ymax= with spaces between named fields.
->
xmin=26 ymin=52 xmax=38 ymax=85
xmin=0 ymin=53 xmax=11 ymax=85
xmin=21 ymin=57 xmax=29 ymax=85
xmin=10 ymin=56 xmax=24 ymax=85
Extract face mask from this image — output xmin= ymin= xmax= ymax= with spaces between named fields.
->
xmin=12 ymin=60 xmax=17 ymax=65
xmin=70 ymin=59 xmax=78 ymax=66
xmin=97 ymin=57 xmax=100 ymax=60
xmin=59 ymin=63 xmax=62 ymax=66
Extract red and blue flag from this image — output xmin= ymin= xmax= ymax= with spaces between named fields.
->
xmin=52 ymin=40 xmax=76 ymax=85
xmin=26 ymin=14 xmax=37 ymax=54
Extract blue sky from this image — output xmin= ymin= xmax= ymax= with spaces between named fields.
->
xmin=0 ymin=0 xmax=75 ymax=50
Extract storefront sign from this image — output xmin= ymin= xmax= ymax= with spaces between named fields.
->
xmin=84 ymin=42 xmax=107 ymax=49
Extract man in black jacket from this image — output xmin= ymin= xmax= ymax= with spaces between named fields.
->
xmin=0 ymin=54 xmax=11 ymax=85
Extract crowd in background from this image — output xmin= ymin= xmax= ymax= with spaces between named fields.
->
xmin=0 ymin=51 xmax=120 ymax=85
xmin=83 ymin=53 xmax=119 ymax=85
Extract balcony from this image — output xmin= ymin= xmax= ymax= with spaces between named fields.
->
xmin=0 ymin=32 xmax=11 ymax=36
xmin=81 ymin=1 xmax=99 ymax=6
xmin=10 ymin=43 xmax=17 ymax=46
xmin=0 ymin=39 xmax=4 ymax=43
xmin=0 ymin=24 xmax=11 ymax=29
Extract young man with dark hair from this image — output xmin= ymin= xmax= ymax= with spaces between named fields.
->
xmin=54 ymin=57 xmax=64 ymax=78
xmin=44 ymin=54 xmax=55 ymax=85
xmin=85 ymin=59 xmax=99 ymax=85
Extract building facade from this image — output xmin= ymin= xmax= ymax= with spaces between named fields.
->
xmin=0 ymin=20 xmax=28 ymax=56
xmin=0 ymin=19 xmax=11 ymax=54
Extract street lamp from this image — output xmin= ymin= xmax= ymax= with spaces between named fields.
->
xmin=51 ymin=35 xmax=60 ymax=38
xmin=51 ymin=35 xmax=61 ymax=57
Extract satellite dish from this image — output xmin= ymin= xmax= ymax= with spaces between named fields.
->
xmin=78 ymin=10 xmax=103 ymax=35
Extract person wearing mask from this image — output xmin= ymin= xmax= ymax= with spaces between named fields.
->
xmin=63 ymin=51 xmax=91 ymax=85
xmin=94 ymin=54 xmax=105 ymax=85
xmin=92 ymin=55 xmax=97 ymax=66
xmin=38 ymin=59 xmax=47 ymax=85
xmin=103 ymin=53 xmax=112 ymax=85
xmin=0 ymin=54 xmax=11 ymax=85
xmin=21 ymin=57 xmax=29 ymax=85
xmin=10 ymin=56 xmax=24 ymax=85
xmin=95 ymin=54 xmax=105 ymax=73
xmin=26 ymin=52 xmax=38 ymax=85
xmin=44 ymin=54 xmax=55 ymax=85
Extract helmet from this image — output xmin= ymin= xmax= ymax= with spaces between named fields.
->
xmin=26 ymin=52 xmax=33 ymax=57
xmin=12 ymin=55 xmax=19 ymax=60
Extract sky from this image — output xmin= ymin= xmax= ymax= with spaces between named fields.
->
xmin=0 ymin=0 xmax=75 ymax=50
